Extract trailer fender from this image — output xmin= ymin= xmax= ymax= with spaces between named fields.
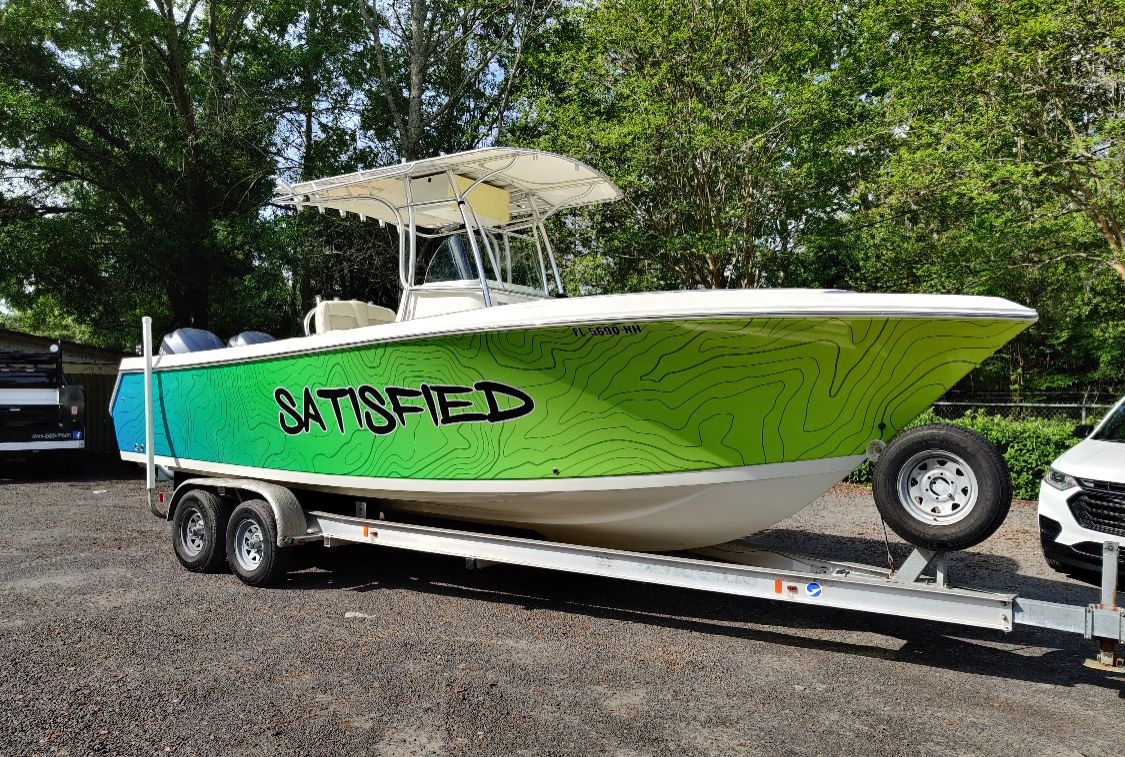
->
xmin=167 ymin=478 xmax=308 ymax=547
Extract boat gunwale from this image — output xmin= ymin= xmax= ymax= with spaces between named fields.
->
xmin=115 ymin=303 xmax=1037 ymax=376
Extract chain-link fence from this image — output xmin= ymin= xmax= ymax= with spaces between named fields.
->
xmin=932 ymin=392 xmax=1120 ymax=425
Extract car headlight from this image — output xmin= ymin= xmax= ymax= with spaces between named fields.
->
xmin=1044 ymin=467 xmax=1078 ymax=490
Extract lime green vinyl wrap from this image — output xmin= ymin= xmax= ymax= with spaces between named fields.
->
xmin=111 ymin=317 xmax=1030 ymax=480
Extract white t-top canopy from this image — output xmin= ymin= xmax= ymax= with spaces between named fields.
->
xmin=274 ymin=147 xmax=623 ymax=232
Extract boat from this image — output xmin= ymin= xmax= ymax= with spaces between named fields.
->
xmin=109 ymin=147 xmax=1037 ymax=550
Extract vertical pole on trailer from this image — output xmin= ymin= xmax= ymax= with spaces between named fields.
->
xmin=1096 ymin=541 xmax=1120 ymax=667
xmin=142 ymin=316 xmax=158 ymax=516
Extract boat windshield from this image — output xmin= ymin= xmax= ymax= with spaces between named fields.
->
xmin=1093 ymin=401 xmax=1125 ymax=443
xmin=423 ymin=230 xmax=547 ymax=292
xmin=502 ymin=233 xmax=545 ymax=290
xmin=423 ymin=234 xmax=478 ymax=284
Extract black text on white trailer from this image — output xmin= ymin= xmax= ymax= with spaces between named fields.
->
xmin=137 ymin=320 xmax=1124 ymax=671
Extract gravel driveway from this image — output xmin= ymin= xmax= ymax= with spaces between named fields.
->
xmin=0 ymin=461 xmax=1121 ymax=756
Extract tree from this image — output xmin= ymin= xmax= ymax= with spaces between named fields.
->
xmin=269 ymin=0 xmax=562 ymax=321
xmin=513 ymin=0 xmax=876 ymax=293
xmin=842 ymin=0 xmax=1125 ymax=389
xmin=356 ymin=0 xmax=557 ymax=160
xmin=0 ymin=0 xmax=286 ymax=345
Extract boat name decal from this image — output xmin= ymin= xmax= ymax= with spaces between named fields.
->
xmin=274 ymin=382 xmax=535 ymax=436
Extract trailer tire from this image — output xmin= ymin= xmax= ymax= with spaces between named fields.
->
xmin=226 ymin=499 xmax=291 ymax=587
xmin=171 ymin=489 xmax=230 ymax=573
xmin=872 ymin=424 xmax=1011 ymax=551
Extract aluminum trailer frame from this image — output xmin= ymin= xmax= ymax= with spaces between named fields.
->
xmin=298 ymin=509 xmax=1123 ymax=667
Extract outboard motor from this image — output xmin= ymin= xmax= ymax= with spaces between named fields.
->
xmin=158 ymin=328 xmax=225 ymax=355
xmin=227 ymin=331 xmax=276 ymax=348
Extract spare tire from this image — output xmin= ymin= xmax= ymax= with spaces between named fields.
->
xmin=872 ymin=424 xmax=1011 ymax=551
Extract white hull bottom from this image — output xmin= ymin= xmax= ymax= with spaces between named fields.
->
xmin=123 ymin=453 xmax=865 ymax=550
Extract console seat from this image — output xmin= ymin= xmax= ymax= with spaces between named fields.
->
xmin=314 ymin=299 xmax=397 ymax=334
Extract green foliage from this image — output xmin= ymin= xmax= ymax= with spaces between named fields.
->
xmin=0 ymin=0 xmax=282 ymax=346
xmin=849 ymin=412 xmax=1081 ymax=500
xmin=838 ymin=0 xmax=1125 ymax=391
xmin=0 ymin=294 xmax=96 ymax=345
xmin=513 ymin=0 xmax=877 ymax=293
xmin=0 ymin=0 xmax=554 ymax=348
xmin=516 ymin=0 xmax=1125 ymax=394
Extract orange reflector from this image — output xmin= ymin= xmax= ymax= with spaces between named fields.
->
xmin=774 ymin=578 xmax=782 ymax=595
xmin=363 ymin=525 xmax=369 ymax=537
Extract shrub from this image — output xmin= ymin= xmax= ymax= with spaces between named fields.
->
xmin=847 ymin=410 xmax=1080 ymax=500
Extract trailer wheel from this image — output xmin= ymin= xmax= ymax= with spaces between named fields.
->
xmin=171 ymin=489 xmax=230 ymax=573
xmin=225 ymin=499 xmax=291 ymax=587
xmin=872 ymin=424 xmax=1011 ymax=551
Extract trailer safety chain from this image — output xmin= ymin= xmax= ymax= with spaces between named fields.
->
xmin=879 ymin=516 xmax=896 ymax=574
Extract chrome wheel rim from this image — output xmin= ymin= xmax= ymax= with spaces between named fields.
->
xmin=234 ymin=519 xmax=265 ymax=572
xmin=897 ymin=449 xmax=979 ymax=526
xmin=179 ymin=507 xmax=206 ymax=557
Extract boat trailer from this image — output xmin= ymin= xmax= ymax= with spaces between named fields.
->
xmin=304 ymin=509 xmax=1123 ymax=670
xmin=158 ymin=472 xmax=1125 ymax=670
xmin=137 ymin=318 xmax=1124 ymax=671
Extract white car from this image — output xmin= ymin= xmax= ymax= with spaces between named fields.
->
xmin=1039 ymin=395 xmax=1125 ymax=580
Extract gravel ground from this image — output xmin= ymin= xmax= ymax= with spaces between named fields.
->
xmin=0 ymin=461 xmax=1122 ymax=757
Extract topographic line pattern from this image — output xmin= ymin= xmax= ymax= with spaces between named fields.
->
xmin=111 ymin=317 xmax=1029 ymax=480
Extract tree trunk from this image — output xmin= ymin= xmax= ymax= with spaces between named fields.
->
xmin=167 ymin=281 xmax=210 ymax=331
xmin=405 ymin=0 xmax=427 ymax=160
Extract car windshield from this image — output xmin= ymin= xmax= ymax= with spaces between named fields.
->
xmin=1093 ymin=402 xmax=1125 ymax=442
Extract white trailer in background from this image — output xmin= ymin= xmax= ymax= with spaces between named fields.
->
xmin=0 ymin=342 xmax=85 ymax=455
xmin=136 ymin=322 xmax=1124 ymax=672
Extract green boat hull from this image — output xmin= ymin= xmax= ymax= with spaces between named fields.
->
xmin=112 ymin=316 xmax=1029 ymax=482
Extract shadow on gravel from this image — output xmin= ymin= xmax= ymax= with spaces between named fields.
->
xmin=0 ymin=454 xmax=141 ymax=484
xmin=278 ymin=537 xmax=1124 ymax=696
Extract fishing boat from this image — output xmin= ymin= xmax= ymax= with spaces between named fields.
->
xmin=110 ymin=148 xmax=1036 ymax=550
